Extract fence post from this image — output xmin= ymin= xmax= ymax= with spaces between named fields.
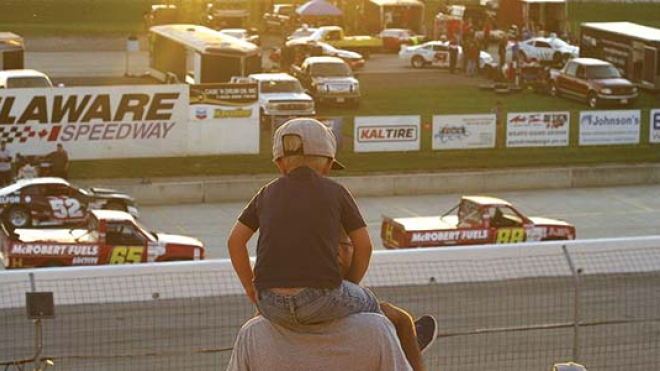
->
xmin=562 ymin=244 xmax=582 ymax=362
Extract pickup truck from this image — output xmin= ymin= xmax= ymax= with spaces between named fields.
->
xmin=0 ymin=209 xmax=205 ymax=269
xmin=308 ymin=26 xmax=383 ymax=58
xmin=381 ymin=195 xmax=575 ymax=249
xmin=263 ymin=4 xmax=297 ymax=33
xmin=290 ymin=56 xmax=360 ymax=108
xmin=232 ymin=73 xmax=315 ymax=125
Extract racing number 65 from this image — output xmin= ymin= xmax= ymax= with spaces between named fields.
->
xmin=109 ymin=246 xmax=144 ymax=264
xmin=495 ymin=228 xmax=526 ymax=244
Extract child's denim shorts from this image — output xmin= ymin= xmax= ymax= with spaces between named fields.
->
xmin=256 ymin=280 xmax=381 ymax=329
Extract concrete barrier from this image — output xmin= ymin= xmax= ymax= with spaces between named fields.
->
xmin=76 ymin=163 xmax=660 ymax=205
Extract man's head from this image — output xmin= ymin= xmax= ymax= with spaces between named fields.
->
xmin=57 ymin=143 xmax=64 ymax=152
xmin=272 ymin=118 xmax=344 ymax=174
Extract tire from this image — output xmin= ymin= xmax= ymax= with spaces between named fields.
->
xmin=552 ymin=52 xmax=563 ymax=65
xmin=549 ymin=81 xmax=558 ymax=97
xmin=587 ymin=92 xmax=598 ymax=108
xmin=518 ymin=51 xmax=526 ymax=61
xmin=411 ymin=56 xmax=425 ymax=69
xmin=6 ymin=207 xmax=31 ymax=228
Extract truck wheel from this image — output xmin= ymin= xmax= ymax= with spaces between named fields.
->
xmin=552 ymin=52 xmax=563 ymax=65
xmin=411 ymin=56 xmax=425 ymax=69
xmin=587 ymin=92 xmax=599 ymax=108
xmin=6 ymin=207 xmax=31 ymax=228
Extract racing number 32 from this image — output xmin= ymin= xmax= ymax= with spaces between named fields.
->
xmin=495 ymin=228 xmax=526 ymax=244
xmin=109 ymin=246 xmax=144 ymax=264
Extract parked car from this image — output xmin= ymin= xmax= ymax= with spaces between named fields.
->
xmin=286 ymin=25 xmax=318 ymax=41
xmin=0 ymin=69 xmax=53 ymax=88
xmin=509 ymin=36 xmax=579 ymax=64
xmin=381 ymin=195 xmax=575 ymax=249
xmin=291 ymin=56 xmax=360 ymax=108
xmin=0 ymin=177 xmax=139 ymax=229
xmin=399 ymin=41 xmax=493 ymax=72
xmin=378 ymin=28 xmax=426 ymax=53
xmin=549 ymin=58 xmax=638 ymax=108
xmin=219 ymin=28 xmax=260 ymax=45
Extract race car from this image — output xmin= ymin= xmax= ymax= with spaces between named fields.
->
xmin=1 ymin=209 xmax=204 ymax=268
xmin=0 ymin=177 xmax=139 ymax=229
xmin=509 ymin=36 xmax=579 ymax=64
xmin=381 ymin=195 xmax=575 ymax=249
xmin=399 ymin=40 xmax=493 ymax=71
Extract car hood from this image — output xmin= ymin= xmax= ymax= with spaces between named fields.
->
xmin=329 ymin=49 xmax=362 ymax=59
xmin=261 ymin=92 xmax=313 ymax=101
xmin=313 ymin=76 xmax=358 ymax=84
xmin=529 ymin=216 xmax=572 ymax=227
xmin=591 ymin=78 xmax=634 ymax=87
xmin=86 ymin=187 xmax=135 ymax=202
xmin=155 ymin=233 xmax=204 ymax=248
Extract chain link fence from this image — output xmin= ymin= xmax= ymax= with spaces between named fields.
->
xmin=1 ymin=238 xmax=659 ymax=371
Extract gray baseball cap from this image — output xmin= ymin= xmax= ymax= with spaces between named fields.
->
xmin=272 ymin=118 xmax=345 ymax=170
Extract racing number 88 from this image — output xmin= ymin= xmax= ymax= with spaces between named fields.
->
xmin=495 ymin=228 xmax=525 ymax=244
xmin=109 ymin=246 xmax=144 ymax=264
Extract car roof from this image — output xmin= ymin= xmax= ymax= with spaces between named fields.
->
xmin=462 ymin=195 xmax=511 ymax=206
xmin=0 ymin=177 xmax=70 ymax=195
xmin=0 ymin=69 xmax=50 ymax=79
xmin=91 ymin=209 xmax=136 ymax=222
xmin=305 ymin=56 xmax=345 ymax=63
xmin=569 ymin=58 xmax=611 ymax=66
xmin=248 ymin=73 xmax=297 ymax=81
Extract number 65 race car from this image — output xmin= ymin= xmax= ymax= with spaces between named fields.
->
xmin=0 ymin=177 xmax=139 ymax=229
xmin=381 ymin=195 xmax=576 ymax=249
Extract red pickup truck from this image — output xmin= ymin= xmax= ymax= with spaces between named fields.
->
xmin=1 ymin=209 xmax=204 ymax=269
xmin=381 ymin=195 xmax=575 ymax=249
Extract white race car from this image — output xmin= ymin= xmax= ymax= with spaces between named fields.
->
xmin=399 ymin=41 xmax=493 ymax=71
xmin=509 ymin=36 xmax=579 ymax=64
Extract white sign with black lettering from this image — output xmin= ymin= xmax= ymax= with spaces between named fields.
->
xmin=354 ymin=116 xmax=420 ymax=152
xmin=432 ymin=114 xmax=495 ymax=150
xmin=506 ymin=111 xmax=570 ymax=147
xmin=579 ymin=110 xmax=640 ymax=145
xmin=650 ymin=109 xmax=660 ymax=144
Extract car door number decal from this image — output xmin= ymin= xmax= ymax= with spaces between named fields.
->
xmin=108 ymin=246 xmax=144 ymax=264
xmin=48 ymin=197 xmax=84 ymax=219
xmin=495 ymin=228 xmax=525 ymax=244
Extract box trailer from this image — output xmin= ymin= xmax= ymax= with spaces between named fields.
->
xmin=580 ymin=22 xmax=660 ymax=90
xmin=497 ymin=0 xmax=566 ymax=36
xmin=0 ymin=32 xmax=24 ymax=71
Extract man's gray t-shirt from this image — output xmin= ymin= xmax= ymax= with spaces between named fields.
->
xmin=226 ymin=313 xmax=412 ymax=371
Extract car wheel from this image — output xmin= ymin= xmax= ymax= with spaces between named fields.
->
xmin=518 ymin=51 xmax=527 ymax=61
xmin=552 ymin=52 xmax=563 ymax=65
xmin=549 ymin=82 xmax=558 ymax=97
xmin=588 ymin=92 xmax=598 ymax=108
xmin=411 ymin=56 xmax=425 ymax=69
xmin=6 ymin=207 xmax=31 ymax=228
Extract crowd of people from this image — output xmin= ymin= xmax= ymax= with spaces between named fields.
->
xmin=0 ymin=142 xmax=69 ymax=187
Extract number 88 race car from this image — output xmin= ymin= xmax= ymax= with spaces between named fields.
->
xmin=0 ymin=177 xmax=139 ymax=229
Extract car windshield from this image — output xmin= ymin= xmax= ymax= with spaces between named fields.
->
xmin=261 ymin=80 xmax=303 ymax=93
xmin=310 ymin=62 xmax=351 ymax=77
xmin=587 ymin=65 xmax=621 ymax=79
xmin=6 ymin=77 xmax=52 ymax=88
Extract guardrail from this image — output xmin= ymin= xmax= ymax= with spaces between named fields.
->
xmin=1 ymin=236 xmax=659 ymax=371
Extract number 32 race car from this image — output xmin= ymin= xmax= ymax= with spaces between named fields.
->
xmin=0 ymin=177 xmax=139 ymax=229
xmin=381 ymin=196 xmax=576 ymax=249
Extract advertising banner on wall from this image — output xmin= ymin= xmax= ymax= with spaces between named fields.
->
xmin=650 ymin=109 xmax=660 ymax=144
xmin=432 ymin=114 xmax=496 ymax=150
xmin=506 ymin=111 xmax=570 ymax=147
xmin=188 ymin=83 xmax=260 ymax=155
xmin=354 ymin=116 xmax=420 ymax=152
xmin=579 ymin=110 xmax=641 ymax=145
xmin=0 ymin=84 xmax=189 ymax=159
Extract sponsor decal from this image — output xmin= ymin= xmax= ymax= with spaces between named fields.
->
xmin=0 ymin=196 xmax=20 ymax=204
xmin=495 ymin=228 xmax=525 ymax=243
xmin=195 ymin=108 xmax=207 ymax=120
xmin=108 ymin=246 xmax=144 ymax=264
xmin=357 ymin=126 xmax=417 ymax=142
xmin=11 ymin=244 xmax=99 ymax=256
xmin=547 ymin=227 xmax=571 ymax=238
xmin=411 ymin=229 xmax=488 ymax=243
xmin=213 ymin=108 xmax=252 ymax=118
xmin=72 ymin=257 xmax=99 ymax=265
xmin=434 ymin=126 xmax=470 ymax=143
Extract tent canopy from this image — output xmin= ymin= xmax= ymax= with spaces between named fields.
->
xmin=296 ymin=0 xmax=343 ymax=16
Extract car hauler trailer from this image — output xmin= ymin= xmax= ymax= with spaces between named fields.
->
xmin=580 ymin=22 xmax=660 ymax=91
xmin=497 ymin=0 xmax=566 ymax=37
xmin=363 ymin=0 xmax=426 ymax=35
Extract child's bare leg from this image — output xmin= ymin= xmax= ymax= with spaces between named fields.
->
xmin=380 ymin=302 xmax=425 ymax=371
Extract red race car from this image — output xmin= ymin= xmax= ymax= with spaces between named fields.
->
xmin=381 ymin=195 xmax=575 ymax=249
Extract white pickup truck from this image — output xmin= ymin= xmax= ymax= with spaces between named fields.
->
xmin=233 ymin=73 xmax=315 ymax=125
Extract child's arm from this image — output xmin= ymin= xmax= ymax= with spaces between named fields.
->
xmin=344 ymin=226 xmax=373 ymax=284
xmin=227 ymin=221 xmax=257 ymax=303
